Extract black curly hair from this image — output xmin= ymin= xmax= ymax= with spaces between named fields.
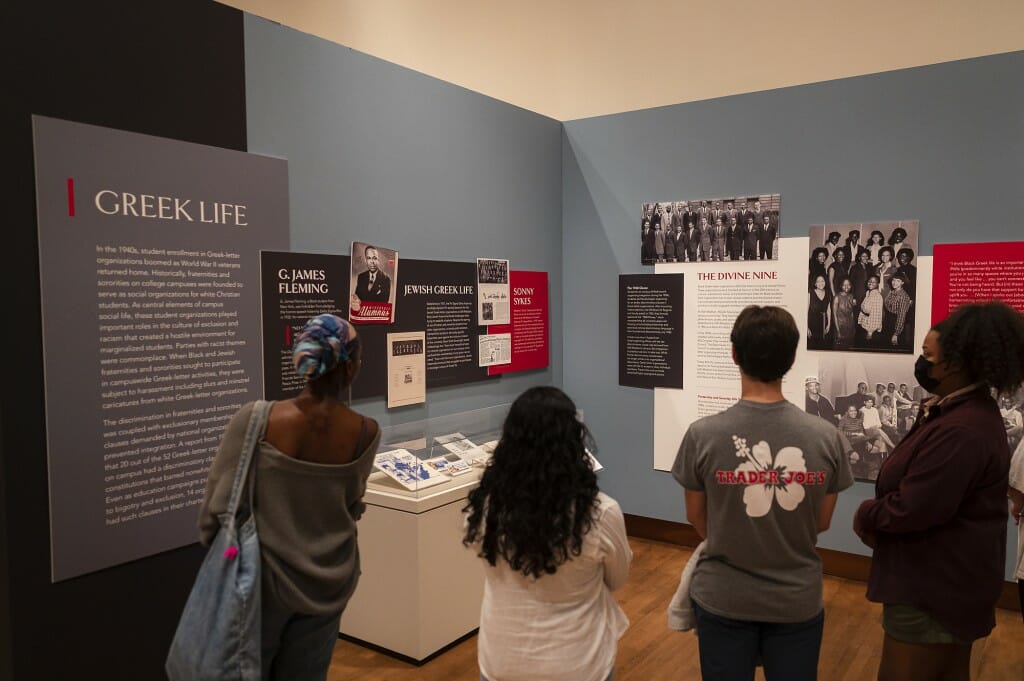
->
xmin=933 ymin=301 xmax=1024 ymax=394
xmin=888 ymin=227 xmax=908 ymax=245
xmin=463 ymin=386 xmax=599 ymax=578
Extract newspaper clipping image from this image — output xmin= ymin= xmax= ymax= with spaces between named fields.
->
xmin=478 ymin=332 xmax=512 ymax=367
xmin=386 ymin=331 xmax=426 ymax=408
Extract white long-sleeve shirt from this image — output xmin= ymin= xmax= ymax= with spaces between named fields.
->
xmin=477 ymin=492 xmax=631 ymax=681
xmin=861 ymin=405 xmax=883 ymax=430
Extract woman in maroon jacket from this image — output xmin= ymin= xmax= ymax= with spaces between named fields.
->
xmin=854 ymin=301 xmax=1024 ymax=681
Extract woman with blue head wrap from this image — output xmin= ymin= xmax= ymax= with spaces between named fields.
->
xmin=292 ymin=313 xmax=361 ymax=385
xmin=197 ymin=313 xmax=380 ymax=680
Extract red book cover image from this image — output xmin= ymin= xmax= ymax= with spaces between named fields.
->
xmin=349 ymin=240 xmax=398 ymax=324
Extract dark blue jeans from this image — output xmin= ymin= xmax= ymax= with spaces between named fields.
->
xmin=693 ymin=601 xmax=824 ymax=681
xmin=261 ymin=595 xmax=342 ymax=681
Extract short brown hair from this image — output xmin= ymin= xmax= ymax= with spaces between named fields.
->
xmin=730 ymin=306 xmax=799 ymax=382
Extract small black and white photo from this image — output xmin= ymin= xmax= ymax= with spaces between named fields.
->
xmin=640 ymin=194 xmax=781 ymax=265
xmin=806 ymin=221 xmax=920 ymax=354
xmin=804 ymin=354 xmax=926 ymax=482
xmin=477 ymin=257 xmax=510 ymax=325
xmin=477 ymin=258 xmax=509 ymax=284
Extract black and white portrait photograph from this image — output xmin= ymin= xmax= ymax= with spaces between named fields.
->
xmin=806 ymin=221 xmax=920 ymax=354
xmin=640 ymin=194 xmax=781 ymax=265
xmin=804 ymin=354 xmax=926 ymax=482
xmin=350 ymin=241 xmax=398 ymax=324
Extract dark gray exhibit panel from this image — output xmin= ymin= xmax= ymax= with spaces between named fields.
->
xmin=260 ymin=250 xmax=494 ymax=402
xmin=33 ymin=115 xmax=289 ymax=581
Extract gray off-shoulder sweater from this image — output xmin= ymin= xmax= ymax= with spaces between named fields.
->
xmin=198 ymin=401 xmax=380 ymax=615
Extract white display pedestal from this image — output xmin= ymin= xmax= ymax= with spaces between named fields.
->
xmin=338 ymin=478 xmax=485 ymax=663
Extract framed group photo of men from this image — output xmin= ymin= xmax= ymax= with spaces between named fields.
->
xmin=640 ymin=194 xmax=780 ymax=265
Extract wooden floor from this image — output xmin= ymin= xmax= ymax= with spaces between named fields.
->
xmin=326 ymin=538 xmax=1024 ymax=680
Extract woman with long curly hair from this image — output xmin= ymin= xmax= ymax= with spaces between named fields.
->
xmin=854 ymin=300 xmax=1024 ymax=681
xmin=464 ymin=386 xmax=631 ymax=681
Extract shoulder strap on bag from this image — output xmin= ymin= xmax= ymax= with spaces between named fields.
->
xmin=225 ymin=400 xmax=271 ymax=518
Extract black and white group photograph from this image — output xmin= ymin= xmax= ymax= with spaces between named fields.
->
xmin=806 ymin=221 xmax=920 ymax=354
xmin=477 ymin=258 xmax=509 ymax=285
xmin=640 ymin=194 xmax=781 ymax=265
xmin=806 ymin=353 xmax=1024 ymax=481
xmin=803 ymin=354 xmax=925 ymax=481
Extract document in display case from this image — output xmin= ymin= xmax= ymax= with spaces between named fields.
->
xmin=363 ymin=405 xmax=506 ymax=510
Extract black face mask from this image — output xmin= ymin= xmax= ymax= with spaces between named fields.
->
xmin=914 ymin=355 xmax=941 ymax=394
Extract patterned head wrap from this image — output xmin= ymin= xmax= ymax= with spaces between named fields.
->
xmin=292 ymin=314 xmax=359 ymax=380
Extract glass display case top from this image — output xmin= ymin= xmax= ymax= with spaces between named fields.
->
xmin=367 ymin=404 xmax=509 ymax=500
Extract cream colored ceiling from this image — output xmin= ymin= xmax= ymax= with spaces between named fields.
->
xmin=222 ymin=0 xmax=1024 ymax=121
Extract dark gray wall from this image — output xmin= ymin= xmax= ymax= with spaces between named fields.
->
xmin=5 ymin=2 xmax=247 ymax=678
xmin=244 ymin=15 xmax=564 ymax=426
xmin=562 ymin=52 xmax=1024 ymax=574
xmin=3 ymin=8 xmax=561 ymax=678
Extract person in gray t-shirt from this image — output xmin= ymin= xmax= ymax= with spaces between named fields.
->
xmin=672 ymin=305 xmax=853 ymax=681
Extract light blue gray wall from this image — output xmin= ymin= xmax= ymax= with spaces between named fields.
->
xmin=244 ymin=15 xmax=563 ymax=423
xmin=562 ymin=52 xmax=1024 ymax=577
xmin=243 ymin=23 xmax=1021 ymax=577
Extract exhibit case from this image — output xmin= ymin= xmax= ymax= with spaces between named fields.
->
xmin=363 ymin=404 xmax=506 ymax=509
xmin=340 ymin=404 xmax=509 ymax=663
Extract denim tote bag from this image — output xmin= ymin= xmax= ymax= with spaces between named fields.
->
xmin=166 ymin=400 xmax=270 ymax=681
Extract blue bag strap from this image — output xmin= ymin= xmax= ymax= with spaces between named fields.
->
xmin=225 ymin=400 xmax=271 ymax=518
